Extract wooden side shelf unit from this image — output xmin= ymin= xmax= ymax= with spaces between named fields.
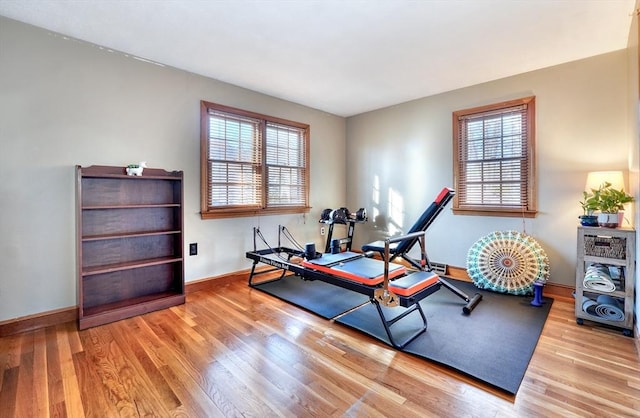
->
xmin=76 ymin=165 xmax=185 ymax=329
xmin=575 ymin=226 xmax=635 ymax=336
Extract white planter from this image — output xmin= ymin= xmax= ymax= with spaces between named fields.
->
xmin=126 ymin=166 xmax=144 ymax=176
xmin=126 ymin=161 xmax=147 ymax=176
xmin=597 ymin=212 xmax=620 ymax=228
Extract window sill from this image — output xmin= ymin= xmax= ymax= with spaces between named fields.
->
xmin=452 ymin=208 xmax=537 ymax=218
xmin=201 ymin=206 xmax=311 ymax=220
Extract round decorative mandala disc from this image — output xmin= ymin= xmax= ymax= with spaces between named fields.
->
xmin=466 ymin=231 xmax=550 ymax=295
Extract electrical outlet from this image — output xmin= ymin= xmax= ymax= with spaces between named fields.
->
xmin=189 ymin=243 xmax=198 ymax=256
xmin=320 ymin=227 xmax=325 ymax=235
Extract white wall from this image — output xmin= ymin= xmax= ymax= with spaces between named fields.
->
xmin=0 ymin=17 xmax=346 ymax=321
xmin=1 ymin=15 xmax=635 ymax=322
xmin=627 ymin=5 xmax=640 ymax=333
xmin=346 ymin=50 xmax=630 ymax=287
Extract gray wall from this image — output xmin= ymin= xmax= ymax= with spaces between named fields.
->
xmin=346 ymin=50 xmax=631 ymax=287
xmin=0 ymin=17 xmax=346 ymax=321
xmin=627 ymin=6 xmax=640 ymax=332
xmin=0 ymin=15 xmax=636 ymax=322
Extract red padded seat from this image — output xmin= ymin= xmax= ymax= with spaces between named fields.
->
xmin=388 ymin=271 xmax=439 ymax=296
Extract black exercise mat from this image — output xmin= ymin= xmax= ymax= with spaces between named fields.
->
xmin=335 ymin=279 xmax=553 ymax=394
xmin=252 ymin=275 xmax=369 ymax=319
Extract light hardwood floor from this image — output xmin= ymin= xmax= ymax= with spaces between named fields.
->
xmin=1 ymin=280 xmax=639 ymax=417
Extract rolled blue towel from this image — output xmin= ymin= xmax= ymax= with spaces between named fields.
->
xmin=582 ymin=297 xmax=598 ymax=316
xmin=594 ymin=294 xmax=625 ymax=321
xmin=583 ymin=264 xmax=615 ymax=292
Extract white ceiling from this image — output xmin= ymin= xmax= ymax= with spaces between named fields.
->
xmin=0 ymin=0 xmax=635 ymax=117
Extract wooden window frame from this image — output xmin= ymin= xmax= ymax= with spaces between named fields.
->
xmin=452 ymin=96 xmax=537 ymax=218
xmin=200 ymin=101 xmax=311 ymax=219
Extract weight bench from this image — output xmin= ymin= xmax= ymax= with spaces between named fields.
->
xmin=362 ymin=187 xmax=482 ymax=314
xmin=362 ymin=187 xmax=454 ymax=269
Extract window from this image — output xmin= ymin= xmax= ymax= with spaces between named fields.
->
xmin=200 ymin=101 xmax=310 ymax=219
xmin=452 ymin=96 xmax=537 ymax=217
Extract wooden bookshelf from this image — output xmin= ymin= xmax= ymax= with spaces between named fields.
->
xmin=76 ymin=165 xmax=185 ymax=329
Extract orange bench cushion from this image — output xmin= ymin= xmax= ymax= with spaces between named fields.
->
xmin=388 ymin=271 xmax=439 ymax=296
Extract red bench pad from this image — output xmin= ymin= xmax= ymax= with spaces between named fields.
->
xmin=389 ymin=271 xmax=439 ymax=296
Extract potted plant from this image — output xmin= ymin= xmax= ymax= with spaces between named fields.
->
xmin=596 ymin=183 xmax=633 ymax=227
xmin=126 ymin=161 xmax=147 ymax=176
xmin=578 ymin=189 xmax=599 ymax=226
xmin=582 ymin=182 xmax=634 ymax=228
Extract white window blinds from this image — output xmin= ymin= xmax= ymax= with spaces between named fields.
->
xmin=201 ymin=101 xmax=310 ymax=218
xmin=207 ymin=110 xmax=262 ymax=208
xmin=453 ymin=97 xmax=536 ymax=216
xmin=265 ymin=122 xmax=307 ymax=207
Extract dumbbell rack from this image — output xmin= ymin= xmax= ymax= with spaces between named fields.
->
xmin=320 ymin=219 xmax=365 ymax=253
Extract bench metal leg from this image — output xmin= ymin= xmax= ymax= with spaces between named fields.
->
xmin=248 ymin=260 xmax=288 ymax=287
xmin=372 ymin=299 xmax=428 ymax=349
